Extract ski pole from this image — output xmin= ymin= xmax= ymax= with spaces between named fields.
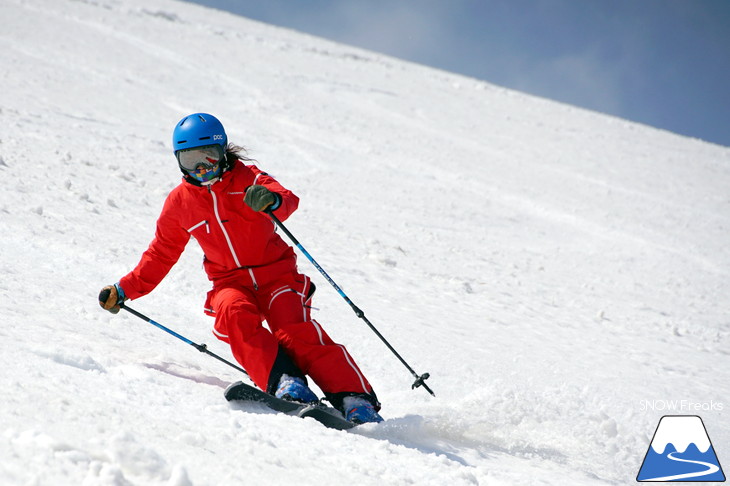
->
xmin=99 ymin=292 xmax=249 ymax=376
xmin=265 ymin=209 xmax=435 ymax=397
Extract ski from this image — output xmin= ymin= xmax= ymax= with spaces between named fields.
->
xmin=224 ymin=381 xmax=355 ymax=430
xmin=298 ymin=404 xmax=356 ymax=431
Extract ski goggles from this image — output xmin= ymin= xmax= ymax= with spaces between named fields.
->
xmin=176 ymin=144 xmax=225 ymax=171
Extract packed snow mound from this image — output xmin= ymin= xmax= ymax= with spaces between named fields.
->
xmin=1 ymin=0 xmax=729 ymax=484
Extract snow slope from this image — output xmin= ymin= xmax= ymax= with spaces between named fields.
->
xmin=1 ymin=0 xmax=729 ymax=484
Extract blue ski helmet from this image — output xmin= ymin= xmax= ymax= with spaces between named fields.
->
xmin=173 ymin=113 xmax=229 ymax=185
xmin=172 ymin=113 xmax=227 ymax=153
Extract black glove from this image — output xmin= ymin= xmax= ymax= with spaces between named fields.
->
xmin=99 ymin=283 xmax=127 ymax=314
xmin=244 ymin=185 xmax=280 ymax=212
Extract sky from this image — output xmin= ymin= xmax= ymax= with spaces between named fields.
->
xmin=184 ymin=0 xmax=730 ymax=148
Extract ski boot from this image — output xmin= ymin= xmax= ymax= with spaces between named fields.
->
xmin=343 ymin=396 xmax=383 ymax=424
xmin=275 ymin=374 xmax=318 ymax=404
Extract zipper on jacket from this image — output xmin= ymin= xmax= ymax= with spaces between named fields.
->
xmin=209 ymin=186 xmax=242 ymax=269
xmin=248 ymin=268 xmax=259 ymax=291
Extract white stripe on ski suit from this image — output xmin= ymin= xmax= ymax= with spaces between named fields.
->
xmin=338 ymin=342 xmax=369 ymax=393
xmin=310 ymin=319 xmax=369 ymax=394
xmin=210 ymin=189 xmax=242 ymax=268
xmin=268 ymin=287 xmax=306 ymax=311
xmin=268 ymin=276 xmax=309 ymax=320
xmin=186 ymin=220 xmax=209 ymax=233
xmin=267 ymin=275 xmax=368 ymax=393
xmin=301 ymin=278 xmax=368 ymax=393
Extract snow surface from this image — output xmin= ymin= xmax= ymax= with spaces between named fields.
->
xmin=1 ymin=0 xmax=729 ymax=484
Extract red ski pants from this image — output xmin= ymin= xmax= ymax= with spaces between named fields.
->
xmin=210 ymin=270 xmax=373 ymax=397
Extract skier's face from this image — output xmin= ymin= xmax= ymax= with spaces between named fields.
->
xmin=189 ymin=164 xmax=221 ymax=183
xmin=176 ymin=144 xmax=224 ymax=171
xmin=176 ymin=144 xmax=224 ymax=184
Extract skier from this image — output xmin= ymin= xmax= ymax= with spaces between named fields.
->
xmin=99 ymin=113 xmax=382 ymax=424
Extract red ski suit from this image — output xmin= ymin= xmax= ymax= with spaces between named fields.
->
xmin=119 ymin=161 xmax=375 ymax=406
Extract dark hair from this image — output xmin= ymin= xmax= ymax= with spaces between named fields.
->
xmin=224 ymin=143 xmax=255 ymax=170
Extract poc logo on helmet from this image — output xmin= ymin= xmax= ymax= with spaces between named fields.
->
xmin=213 ymin=134 xmax=224 ymax=141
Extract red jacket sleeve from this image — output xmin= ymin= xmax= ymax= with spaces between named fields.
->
xmin=119 ymin=191 xmax=189 ymax=300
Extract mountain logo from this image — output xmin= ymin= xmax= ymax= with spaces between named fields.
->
xmin=637 ymin=415 xmax=725 ymax=482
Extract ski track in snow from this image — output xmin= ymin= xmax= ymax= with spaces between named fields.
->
xmin=1 ymin=0 xmax=729 ymax=484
